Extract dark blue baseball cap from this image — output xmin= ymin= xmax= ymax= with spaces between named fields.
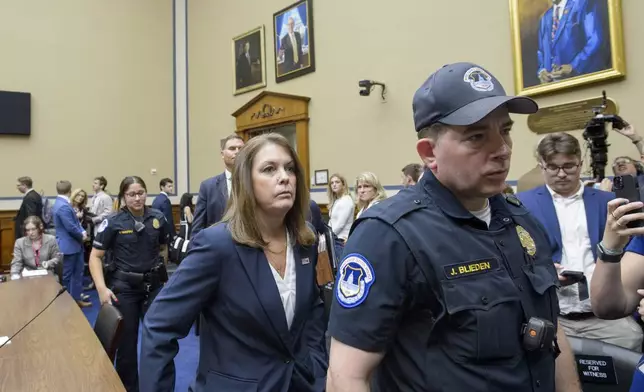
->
xmin=412 ymin=62 xmax=538 ymax=132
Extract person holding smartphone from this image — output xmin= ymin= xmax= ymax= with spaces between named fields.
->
xmin=517 ymin=133 xmax=643 ymax=351
xmin=590 ymin=197 xmax=644 ymax=322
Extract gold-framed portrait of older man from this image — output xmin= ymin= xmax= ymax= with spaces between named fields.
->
xmin=509 ymin=0 xmax=625 ymax=97
xmin=232 ymin=26 xmax=267 ymax=96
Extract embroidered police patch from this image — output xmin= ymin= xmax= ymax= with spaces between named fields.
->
xmin=336 ymin=253 xmax=375 ymax=308
xmin=97 ymin=219 xmax=108 ymax=233
xmin=463 ymin=67 xmax=494 ymax=92
xmin=443 ymin=258 xmax=500 ymax=279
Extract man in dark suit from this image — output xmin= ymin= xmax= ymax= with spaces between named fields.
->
xmin=14 ymin=176 xmax=43 ymax=239
xmin=52 ymin=180 xmax=91 ymax=308
xmin=236 ymin=41 xmax=254 ymax=89
xmin=280 ymin=17 xmax=304 ymax=73
xmin=191 ymin=134 xmax=245 ymax=238
xmin=151 ymin=178 xmax=176 ymax=238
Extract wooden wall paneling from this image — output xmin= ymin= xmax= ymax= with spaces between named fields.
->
xmin=0 ymin=211 xmax=16 ymax=272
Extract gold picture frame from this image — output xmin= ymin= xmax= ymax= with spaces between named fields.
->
xmin=232 ymin=26 xmax=267 ymax=96
xmin=509 ymin=0 xmax=625 ymax=97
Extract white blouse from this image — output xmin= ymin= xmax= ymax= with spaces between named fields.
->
xmin=329 ymin=195 xmax=355 ymax=240
xmin=268 ymin=232 xmax=297 ymax=329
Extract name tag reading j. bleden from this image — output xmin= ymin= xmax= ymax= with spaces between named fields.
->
xmin=443 ymin=258 xmax=500 ymax=279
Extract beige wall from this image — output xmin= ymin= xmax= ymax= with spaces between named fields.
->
xmin=188 ymin=0 xmax=642 ymax=198
xmin=0 ymin=0 xmax=175 ymax=199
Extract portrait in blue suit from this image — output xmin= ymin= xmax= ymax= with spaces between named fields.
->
xmin=512 ymin=0 xmax=621 ymax=92
xmin=52 ymin=184 xmax=88 ymax=304
xmin=536 ymin=0 xmax=610 ymax=84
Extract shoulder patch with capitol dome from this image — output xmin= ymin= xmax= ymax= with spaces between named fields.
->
xmin=463 ymin=67 xmax=494 ymax=92
xmin=336 ymin=253 xmax=375 ymax=308
xmin=97 ymin=219 xmax=108 ymax=233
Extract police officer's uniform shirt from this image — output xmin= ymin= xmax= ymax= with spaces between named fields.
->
xmin=329 ymin=171 xmax=560 ymax=391
xmin=546 ymin=183 xmax=594 ymax=314
xmin=93 ymin=207 xmax=172 ymax=273
xmin=268 ymin=231 xmax=296 ymax=329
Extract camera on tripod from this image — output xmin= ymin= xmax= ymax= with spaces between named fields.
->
xmin=582 ymin=90 xmax=626 ymax=181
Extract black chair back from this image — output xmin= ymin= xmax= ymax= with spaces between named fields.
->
xmin=568 ymin=335 xmax=641 ymax=392
xmin=94 ymin=303 xmax=124 ymax=362
xmin=323 ymin=224 xmax=339 ymax=276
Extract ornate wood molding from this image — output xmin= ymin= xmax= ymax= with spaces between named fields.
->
xmin=232 ymin=91 xmax=311 ymax=188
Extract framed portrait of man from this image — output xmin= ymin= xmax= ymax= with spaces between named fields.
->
xmin=232 ymin=26 xmax=267 ymax=96
xmin=509 ymin=0 xmax=625 ymax=97
xmin=273 ymin=0 xmax=316 ymax=83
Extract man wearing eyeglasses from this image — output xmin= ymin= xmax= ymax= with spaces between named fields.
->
xmin=517 ymin=132 xmax=643 ymax=351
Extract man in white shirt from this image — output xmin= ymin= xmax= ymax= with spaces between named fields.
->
xmin=517 ymin=132 xmax=643 ymax=351
xmin=90 ymin=176 xmax=113 ymax=233
xmin=279 ymin=17 xmax=304 ymax=72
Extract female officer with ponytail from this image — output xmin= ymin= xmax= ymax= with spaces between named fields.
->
xmin=89 ymin=176 xmax=173 ymax=392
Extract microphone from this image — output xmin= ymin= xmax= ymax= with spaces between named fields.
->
xmin=0 ymin=286 xmax=67 ymax=349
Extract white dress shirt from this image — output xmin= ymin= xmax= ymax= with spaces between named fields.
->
xmin=553 ymin=0 xmax=568 ymax=21
xmin=268 ymin=232 xmax=296 ymax=330
xmin=225 ymin=170 xmax=232 ymax=197
xmin=329 ymin=195 xmax=355 ymax=240
xmin=547 ymin=183 xmax=595 ymax=314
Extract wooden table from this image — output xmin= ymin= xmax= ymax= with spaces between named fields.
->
xmin=0 ymin=275 xmax=125 ymax=391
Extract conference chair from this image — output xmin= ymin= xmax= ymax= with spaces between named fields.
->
xmin=321 ymin=224 xmax=339 ymax=319
xmin=568 ymin=335 xmax=641 ymax=392
xmin=53 ymin=262 xmax=63 ymax=285
xmin=94 ymin=303 xmax=124 ymax=362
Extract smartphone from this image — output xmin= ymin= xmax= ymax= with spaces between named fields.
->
xmin=560 ymin=270 xmax=585 ymax=283
xmin=613 ymin=175 xmax=644 ymax=228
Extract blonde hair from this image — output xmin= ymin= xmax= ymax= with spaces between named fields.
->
xmin=326 ymin=173 xmax=350 ymax=214
xmin=70 ymin=188 xmax=88 ymax=208
xmin=221 ymin=133 xmax=315 ymax=248
xmin=355 ymin=172 xmax=387 ymax=210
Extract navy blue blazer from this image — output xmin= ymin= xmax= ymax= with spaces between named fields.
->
xmin=191 ymin=173 xmax=228 ymax=238
xmin=151 ymin=193 xmax=176 ymax=236
xmin=140 ymin=224 xmax=328 ymax=392
xmin=52 ymin=196 xmax=85 ymax=255
xmin=516 ymin=185 xmax=614 ymax=262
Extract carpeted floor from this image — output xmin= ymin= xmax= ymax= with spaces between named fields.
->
xmin=81 ymin=275 xmax=199 ymax=391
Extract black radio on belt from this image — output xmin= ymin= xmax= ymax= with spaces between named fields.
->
xmin=521 ymin=317 xmax=556 ymax=352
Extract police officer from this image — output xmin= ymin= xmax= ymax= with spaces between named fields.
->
xmin=89 ymin=176 xmax=172 ymax=392
xmin=326 ymin=63 xmax=581 ymax=392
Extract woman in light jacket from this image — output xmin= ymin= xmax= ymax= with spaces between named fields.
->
xmin=326 ymin=173 xmax=354 ymax=242
xmin=355 ymin=172 xmax=387 ymax=219
xmin=11 ymin=216 xmax=62 ymax=281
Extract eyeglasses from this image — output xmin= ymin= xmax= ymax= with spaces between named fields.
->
xmin=613 ymin=159 xmax=634 ymax=167
xmin=125 ymin=191 xmax=146 ymax=198
xmin=542 ymin=163 xmax=580 ymax=175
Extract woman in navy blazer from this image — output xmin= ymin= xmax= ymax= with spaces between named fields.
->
xmin=140 ymin=133 xmax=328 ymax=392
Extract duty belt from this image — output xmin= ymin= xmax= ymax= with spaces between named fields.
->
xmin=113 ymin=263 xmax=166 ymax=292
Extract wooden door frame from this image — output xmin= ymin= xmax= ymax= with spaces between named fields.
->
xmin=232 ymin=91 xmax=311 ymax=188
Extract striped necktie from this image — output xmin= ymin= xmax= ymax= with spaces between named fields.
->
xmin=551 ymin=6 xmax=560 ymax=40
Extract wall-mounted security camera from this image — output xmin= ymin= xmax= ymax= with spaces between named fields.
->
xmin=358 ymin=80 xmax=386 ymax=100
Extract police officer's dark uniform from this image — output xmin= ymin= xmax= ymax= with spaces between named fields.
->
xmin=328 ymin=63 xmax=561 ymax=391
xmin=93 ymin=206 xmax=172 ymax=392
